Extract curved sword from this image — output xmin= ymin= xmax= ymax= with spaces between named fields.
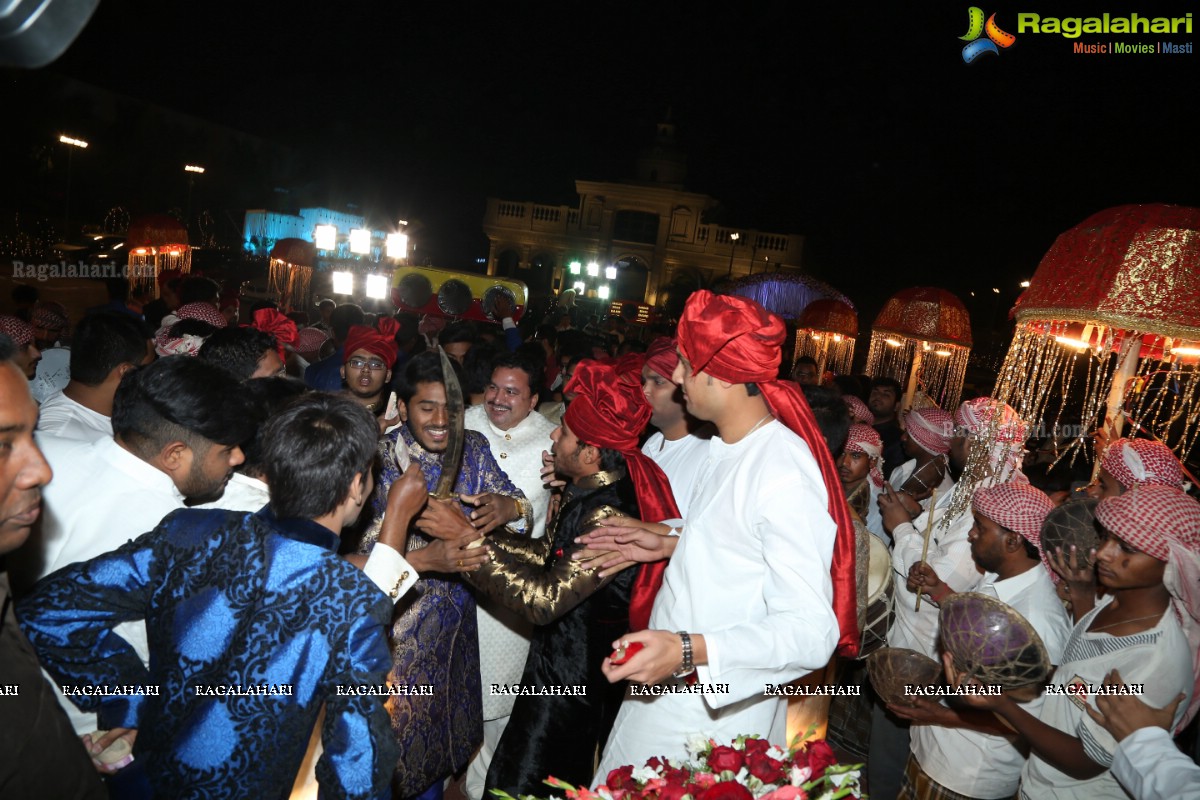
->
xmin=432 ymin=347 xmax=465 ymax=499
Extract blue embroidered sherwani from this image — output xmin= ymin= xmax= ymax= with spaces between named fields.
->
xmin=18 ymin=507 xmax=396 ymax=800
xmin=359 ymin=424 xmax=526 ymax=797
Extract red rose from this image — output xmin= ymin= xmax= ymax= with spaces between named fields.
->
xmin=691 ymin=773 xmax=719 ymax=789
xmin=759 ymin=787 xmax=808 ymax=800
xmin=707 ymin=745 xmax=745 ymax=774
xmin=658 ymin=785 xmax=689 ymax=800
xmin=791 ymin=741 xmax=837 ymax=781
xmin=746 ymin=753 xmax=786 ymax=785
xmin=662 ymin=765 xmax=691 ymax=786
xmin=698 ymin=780 xmax=754 ymax=800
xmin=607 ymin=765 xmax=637 ymax=791
xmin=742 ymin=738 xmax=770 ymax=757
xmin=646 ymin=756 xmax=666 ymax=772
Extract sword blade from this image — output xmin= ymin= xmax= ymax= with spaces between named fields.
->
xmin=432 ymin=347 xmax=465 ymax=499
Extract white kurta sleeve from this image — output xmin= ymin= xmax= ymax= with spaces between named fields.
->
xmin=1112 ymin=727 xmax=1200 ymax=800
xmin=891 ymin=507 xmax=980 ymax=593
xmin=699 ymin=470 xmax=838 ymax=708
xmin=361 ymin=543 xmax=418 ymax=603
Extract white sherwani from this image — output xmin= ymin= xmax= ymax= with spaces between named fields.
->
xmin=595 ymin=420 xmax=837 ymax=779
xmin=463 ymin=404 xmax=558 ymax=800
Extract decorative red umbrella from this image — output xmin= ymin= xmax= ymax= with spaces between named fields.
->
xmin=993 ymin=204 xmax=1200 ymax=466
xmin=269 ymin=238 xmax=316 ymax=311
xmin=795 ymin=298 xmax=859 ymax=376
xmin=865 ymin=287 xmax=973 ymax=410
xmin=126 ymin=214 xmax=191 ymax=292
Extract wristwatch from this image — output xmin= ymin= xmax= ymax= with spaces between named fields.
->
xmin=672 ymin=631 xmax=695 ymax=678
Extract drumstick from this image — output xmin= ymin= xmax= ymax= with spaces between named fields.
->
xmin=914 ymin=488 xmax=938 ymax=612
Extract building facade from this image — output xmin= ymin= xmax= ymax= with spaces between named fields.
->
xmin=481 ymin=120 xmax=804 ymax=304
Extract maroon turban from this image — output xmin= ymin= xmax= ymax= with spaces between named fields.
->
xmin=677 ymin=290 xmax=860 ymax=658
xmin=644 ymin=336 xmax=679 ymax=381
xmin=343 ymin=318 xmax=400 ymax=366
xmin=564 ymin=360 xmax=680 ymax=630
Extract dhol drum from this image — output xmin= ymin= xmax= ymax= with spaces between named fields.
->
xmin=939 ymin=592 xmax=1052 ymax=702
xmin=867 ymin=647 xmax=942 ymax=706
xmin=858 ymin=533 xmax=895 ymax=658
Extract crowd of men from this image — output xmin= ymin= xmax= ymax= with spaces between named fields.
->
xmin=1 ymin=278 xmax=1198 ymax=800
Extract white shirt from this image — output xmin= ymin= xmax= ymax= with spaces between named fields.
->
xmin=13 ymin=436 xmax=185 ymax=736
xmin=1021 ymin=600 xmax=1194 ymax=799
xmin=887 ymin=488 xmax=982 ymax=659
xmin=1112 ymin=726 xmax=1200 ymax=800
xmin=640 ymin=426 xmax=713 ymax=519
xmin=35 ymin=390 xmax=113 ymax=443
xmin=911 ymin=564 xmax=1072 ymax=797
xmin=595 ymin=420 xmax=837 ymax=779
xmin=465 ymin=403 xmax=558 ymax=720
xmin=30 ymin=346 xmax=70 ymax=403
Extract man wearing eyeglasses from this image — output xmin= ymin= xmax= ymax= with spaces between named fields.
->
xmin=341 ymin=318 xmax=402 ymax=431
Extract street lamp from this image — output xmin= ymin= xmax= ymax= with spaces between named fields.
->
xmin=184 ymin=165 xmax=205 ymax=236
xmin=59 ymin=134 xmax=88 ymax=235
xmin=726 ymin=231 xmax=740 ymax=276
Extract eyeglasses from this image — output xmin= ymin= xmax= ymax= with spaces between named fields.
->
xmin=348 ymin=358 xmax=387 ymax=371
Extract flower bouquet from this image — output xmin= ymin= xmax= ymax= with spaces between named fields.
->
xmin=490 ymin=731 xmax=865 ymax=800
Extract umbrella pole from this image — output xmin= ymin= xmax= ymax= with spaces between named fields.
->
xmin=816 ymin=336 xmax=829 ymax=378
xmin=903 ymin=345 xmax=924 ymax=413
xmin=1093 ymin=336 xmax=1139 ymax=479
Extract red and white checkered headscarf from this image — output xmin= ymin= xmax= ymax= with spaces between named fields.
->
xmin=1096 ymin=485 xmax=1200 ymax=732
xmin=31 ymin=302 xmax=69 ymax=336
xmin=844 ymin=394 xmax=873 ymax=425
xmin=295 ymin=326 xmax=330 ymax=359
xmin=973 ymin=483 xmax=1055 ymax=550
xmin=906 ymin=407 xmax=954 ymax=456
xmin=955 ymin=397 xmax=1029 ymax=444
xmin=845 ymin=423 xmax=884 ymax=488
xmin=0 ymin=315 xmax=34 ymax=347
xmin=1100 ymin=437 xmax=1184 ymax=491
xmin=175 ymin=302 xmax=228 ymax=329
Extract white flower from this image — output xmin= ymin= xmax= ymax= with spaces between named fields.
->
xmin=790 ymin=766 xmax=812 ymax=786
xmin=735 ymin=767 xmax=750 ymax=784
xmin=685 ymin=734 xmax=710 ymax=758
xmin=828 ymin=768 xmax=860 ymax=789
xmin=632 ymin=766 xmax=660 ymax=783
xmin=765 ymin=746 xmax=788 ymax=761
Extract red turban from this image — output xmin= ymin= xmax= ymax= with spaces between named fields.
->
xmin=564 ymin=360 xmax=680 ymax=630
xmin=677 ymin=290 xmax=860 ymax=657
xmin=644 ymin=336 xmax=679 ymax=381
xmin=972 ymin=483 xmax=1056 ymax=578
xmin=343 ymin=318 xmax=400 ymax=366
xmin=251 ymin=308 xmax=297 ymax=362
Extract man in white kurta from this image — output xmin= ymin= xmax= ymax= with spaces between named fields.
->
xmin=901 ymin=483 xmax=1071 ymax=799
xmin=593 ymin=291 xmax=856 ymax=781
xmin=462 ymin=352 xmax=558 ymax=800
xmin=595 ymin=420 xmax=837 ymax=776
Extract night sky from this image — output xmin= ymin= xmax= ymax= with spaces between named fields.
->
xmin=36 ymin=1 xmax=1200 ymax=318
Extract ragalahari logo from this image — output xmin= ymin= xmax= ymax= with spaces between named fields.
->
xmin=960 ymin=7 xmax=1016 ymax=62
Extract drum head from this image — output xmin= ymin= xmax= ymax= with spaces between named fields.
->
xmin=939 ymin=592 xmax=1051 ymax=691
xmin=866 ymin=533 xmax=893 ymax=605
xmin=867 ymin=647 xmax=942 ymax=706
xmin=1041 ymin=497 xmax=1101 ymax=566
